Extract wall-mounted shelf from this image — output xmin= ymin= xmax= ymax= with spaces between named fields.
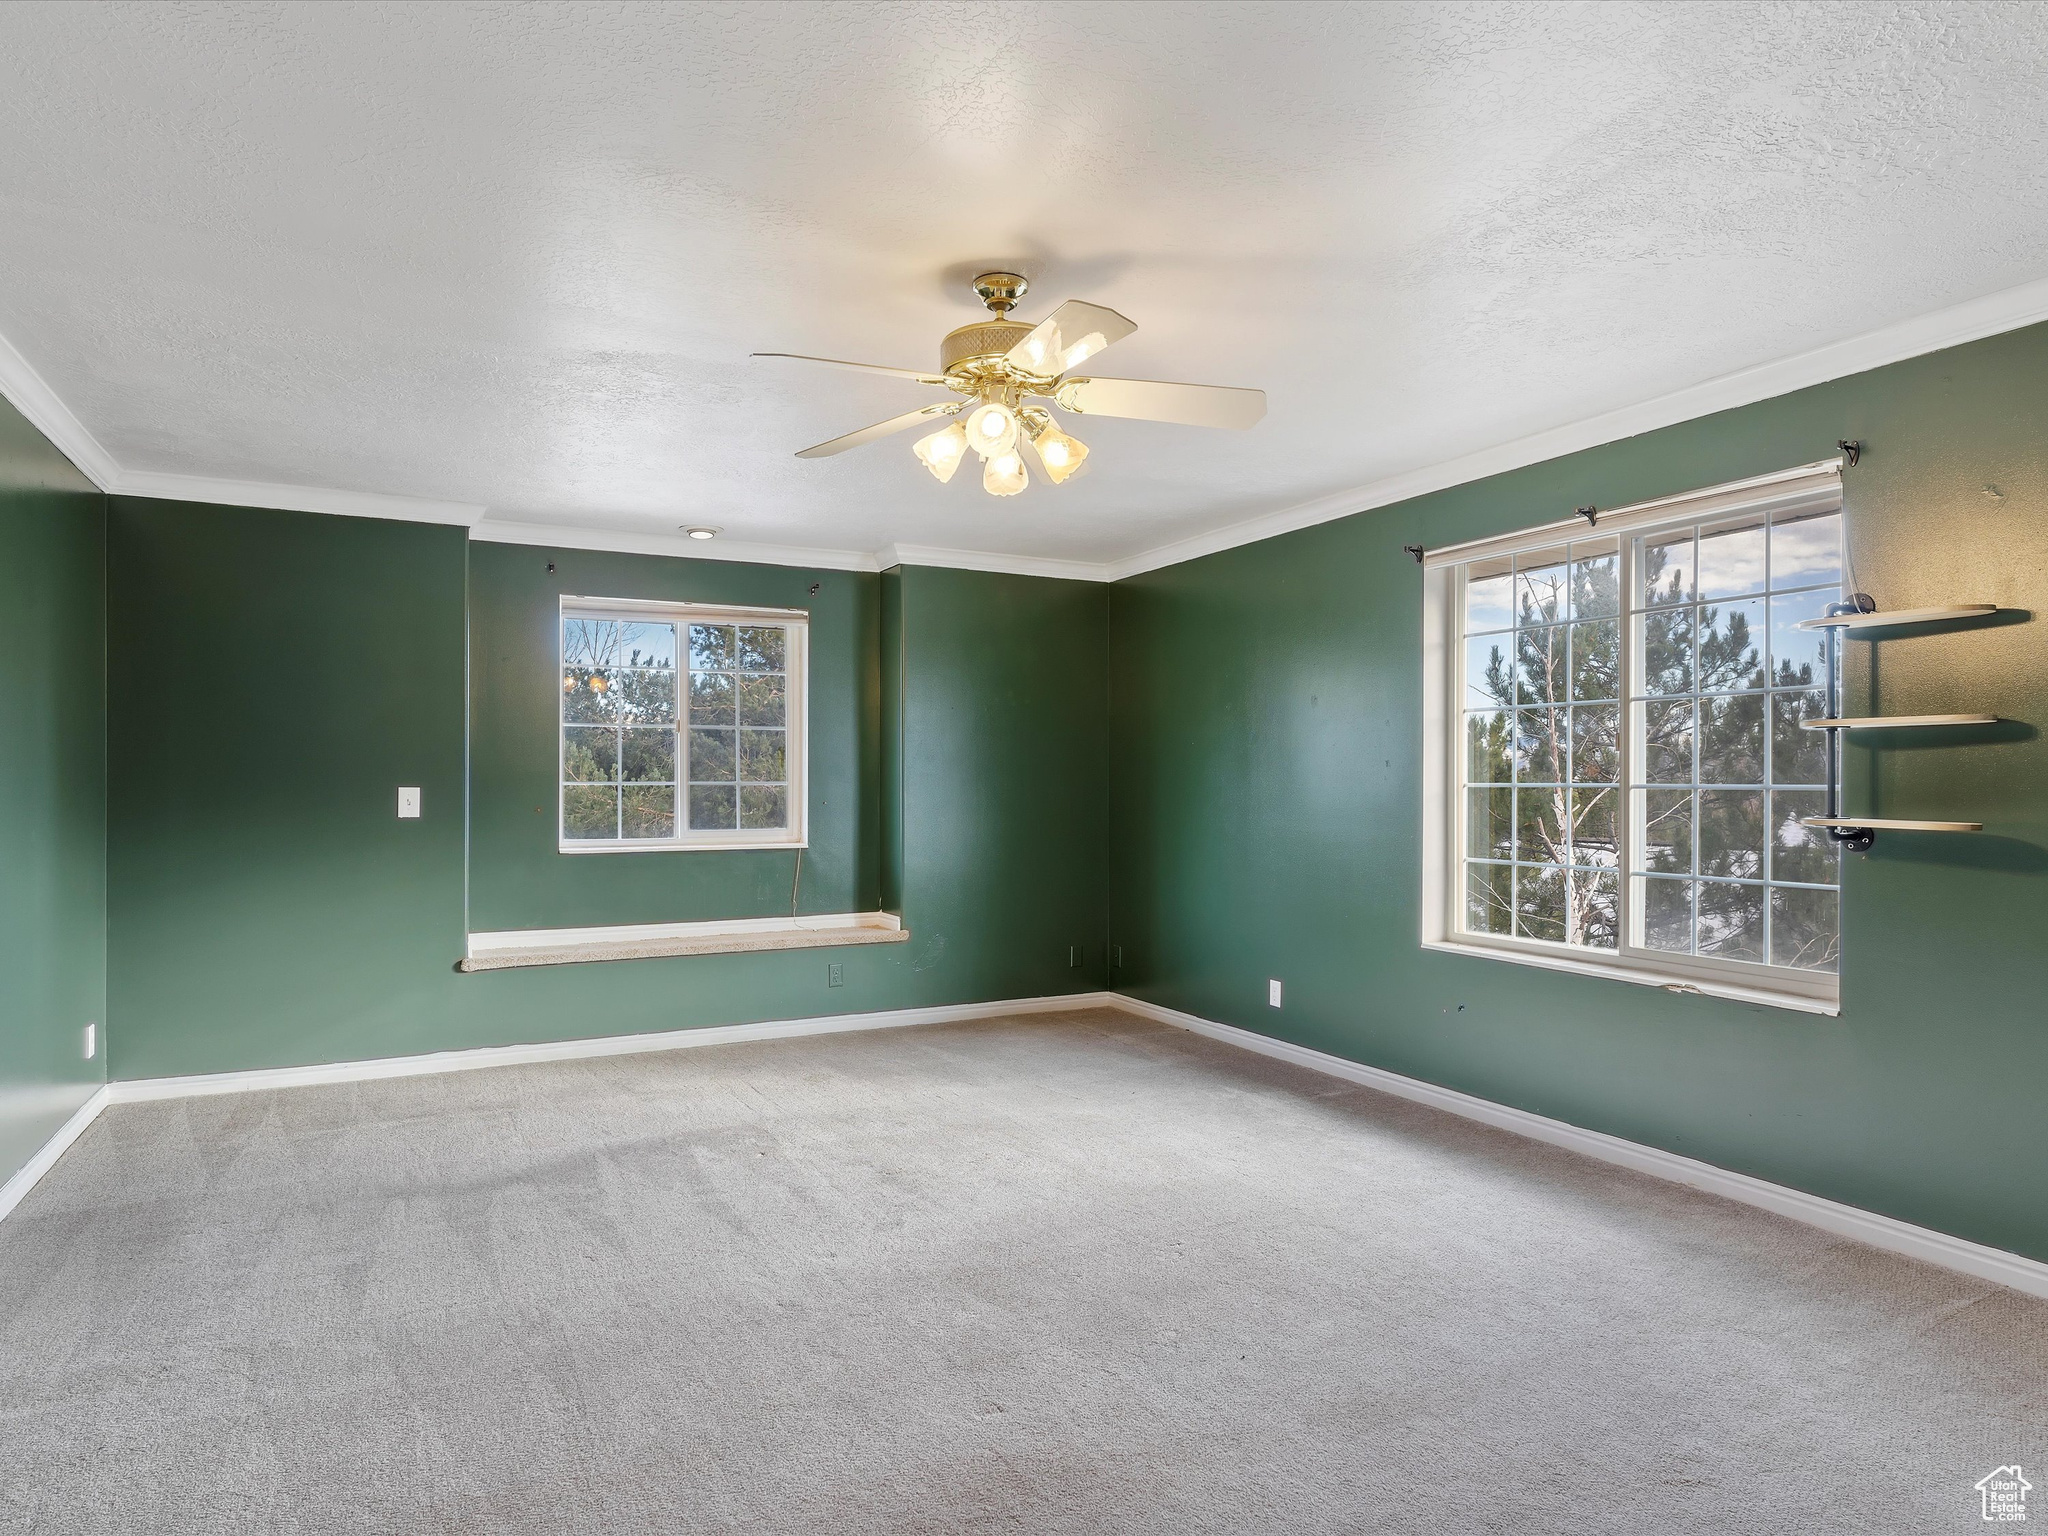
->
xmin=1801 ymin=816 xmax=1983 ymax=834
xmin=1796 ymin=603 xmax=1997 ymax=631
xmin=1797 ymin=594 xmax=2001 ymax=848
xmin=1800 ymin=713 xmax=1998 ymax=731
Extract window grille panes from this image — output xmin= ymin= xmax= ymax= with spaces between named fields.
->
xmin=1627 ymin=506 xmax=1842 ymax=972
xmin=1461 ymin=535 xmax=1622 ymax=950
xmin=686 ymin=623 xmax=789 ymax=832
xmin=562 ymin=618 xmax=679 ymax=841
xmin=560 ymin=604 xmax=802 ymax=849
xmin=1449 ymin=489 xmax=1843 ymax=992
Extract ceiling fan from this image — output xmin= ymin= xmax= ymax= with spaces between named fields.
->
xmin=755 ymin=272 xmax=1266 ymax=497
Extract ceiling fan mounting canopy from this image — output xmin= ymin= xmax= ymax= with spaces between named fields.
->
xmin=971 ymin=270 xmax=1029 ymax=315
xmin=754 ymin=270 xmax=1266 ymax=494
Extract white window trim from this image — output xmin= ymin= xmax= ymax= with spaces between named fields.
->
xmin=558 ymin=594 xmax=809 ymax=853
xmin=1419 ymin=459 xmax=1844 ymax=1016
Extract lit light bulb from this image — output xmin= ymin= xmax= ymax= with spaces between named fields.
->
xmin=983 ymin=450 xmax=1028 ymax=497
xmin=589 ymin=674 xmax=609 ymax=694
xmin=1030 ymin=423 xmax=1089 ymax=485
xmin=912 ymin=421 xmax=969 ymax=482
xmin=964 ymin=400 xmax=1019 ymax=459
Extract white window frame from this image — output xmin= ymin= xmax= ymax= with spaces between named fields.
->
xmin=558 ymin=595 xmax=809 ymax=854
xmin=1420 ymin=460 xmax=1844 ymax=1015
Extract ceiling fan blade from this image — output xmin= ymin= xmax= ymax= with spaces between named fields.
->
xmin=794 ymin=402 xmax=961 ymax=459
xmin=754 ymin=352 xmax=952 ymax=388
xmin=1052 ymin=376 xmax=1266 ymax=430
xmin=1003 ymin=300 xmax=1137 ymax=378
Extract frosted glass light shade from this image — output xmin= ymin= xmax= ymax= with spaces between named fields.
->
xmin=965 ymin=400 xmax=1019 ymax=459
xmin=983 ymin=450 xmax=1028 ymax=496
xmin=913 ymin=421 xmax=969 ymax=482
xmin=1030 ymin=424 xmax=1088 ymax=485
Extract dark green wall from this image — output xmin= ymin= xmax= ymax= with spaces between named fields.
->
xmin=892 ymin=566 xmax=1110 ymax=996
xmin=107 ymin=499 xmax=471 ymax=1080
xmin=467 ymin=542 xmax=879 ymax=930
xmin=106 ymin=509 xmax=1106 ymax=1079
xmin=1109 ymin=320 xmax=2048 ymax=1262
xmin=0 ymin=397 xmax=105 ymax=1189
xmin=880 ymin=567 xmax=905 ymax=915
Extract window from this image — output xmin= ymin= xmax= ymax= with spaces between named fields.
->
xmin=559 ymin=598 xmax=807 ymax=851
xmin=1423 ymin=462 xmax=1844 ymax=1011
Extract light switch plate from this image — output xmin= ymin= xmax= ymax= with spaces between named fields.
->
xmin=84 ymin=1022 xmax=96 ymax=1060
xmin=398 ymin=787 xmax=421 ymax=819
xmin=1268 ymin=978 xmax=1283 ymax=1008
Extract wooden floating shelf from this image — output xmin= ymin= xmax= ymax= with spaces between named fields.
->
xmin=1796 ymin=604 xmax=1997 ymax=631
xmin=1800 ymin=713 xmax=1999 ymax=731
xmin=1801 ymin=816 xmax=1983 ymax=833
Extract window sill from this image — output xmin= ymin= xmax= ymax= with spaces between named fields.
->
xmin=1419 ymin=937 xmax=1839 ymax=1016
xmin=460 ymin=913 xmax=906 ymax=972
xmin=558 ymin=835 xmax=808 ymax=855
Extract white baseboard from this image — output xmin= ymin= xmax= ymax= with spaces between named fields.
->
xmin=107 ymin=992 xmax=1122 ymax=1103
xmin=0 ymin=1086 xmax=110 ymax=1228
xmin=1112 ymin=994 xmax=2048 ymax=1301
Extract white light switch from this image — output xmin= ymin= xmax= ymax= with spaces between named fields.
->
xmin=1268 ymin=978 xmax=1283 ymax=1008
xmin=398 ymin=787 xmax=422 ymax=819
xmin=84 ymin=1022 xmax=96 ymax=1060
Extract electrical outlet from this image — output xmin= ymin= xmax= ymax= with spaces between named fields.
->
xmin=83 ymin=1022 xmax=96 ymax=1060
xmin=397 ymin=786 xmax=421 ymax=819
xmin=1069 ymin=945 xmax=1082 ymax=968
xmin=1268 ymin=978 xmax=1283 ymax=1008
xmin=828 ymin=962 xmax=843 ymax=988
xmin=1112 ymin=945 xmax=1124 ymax=969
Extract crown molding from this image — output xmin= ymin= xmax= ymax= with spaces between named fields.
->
xmin=9 ymin=270 xmax=2048 ymax=580
xmin=0 ymin=330 xmax=120 ymax=489
xmin=875 ymin=543 xmax=1113 ymax=582
xmin=115 ymin=469 xmax=483 ymax=525
xmin=1103 ymin=271 xmax=2048 ymax=581
xmin=470 ymin=517 xmax=881 ymax=571
xmin=469 ymin=524 xmax=1119 ymax=580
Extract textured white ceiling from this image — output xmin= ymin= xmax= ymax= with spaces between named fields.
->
xmin=3 ymin=1 xmax=2048 ymax=567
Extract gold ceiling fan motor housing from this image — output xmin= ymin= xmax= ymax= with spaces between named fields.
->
xmin=938 ymin=273 xmax=1057 ymax=394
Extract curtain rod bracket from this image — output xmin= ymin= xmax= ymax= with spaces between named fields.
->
xmin=1837 ymin=439 xmax=1862 ymax=467
xmin=1403 ymin=544 xmax=1425 ymax=563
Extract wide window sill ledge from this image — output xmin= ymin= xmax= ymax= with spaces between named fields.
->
xmin=1419 ymin=937 xmax=1839 ymax=1017
xmin=460 ymin=914 xmax=906 ymax=972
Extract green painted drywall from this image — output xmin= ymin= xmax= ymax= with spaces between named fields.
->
xmin=890 ymin=566 xmax=1110 ymax=996
xmin=0 ymin=396 xmax=105 ymax=1189
xmin=106 ymin=499 xmax=471 ymax=1080
xmin=106 ymin=510 xmax=1105 ymax=1078
xmin=1109 ymin=320 xmax=2048 ymax=1262
xmin=880 ymin=567 xmax=905 ymax=914
xmin=466 ymin=542 xmax=880 ymax=930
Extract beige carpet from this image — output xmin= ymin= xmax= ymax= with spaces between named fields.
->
xmin=2 ymin=1007 xmax=2042 ymax=1533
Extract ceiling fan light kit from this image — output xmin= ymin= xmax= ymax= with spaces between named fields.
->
xmin=912 ymin=421 xmax=969 ymax=483
xmin=984 ymin=450 xmax=1029 ymax=497
xmin=757 ymin=271 xmax=1266 ymax=496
